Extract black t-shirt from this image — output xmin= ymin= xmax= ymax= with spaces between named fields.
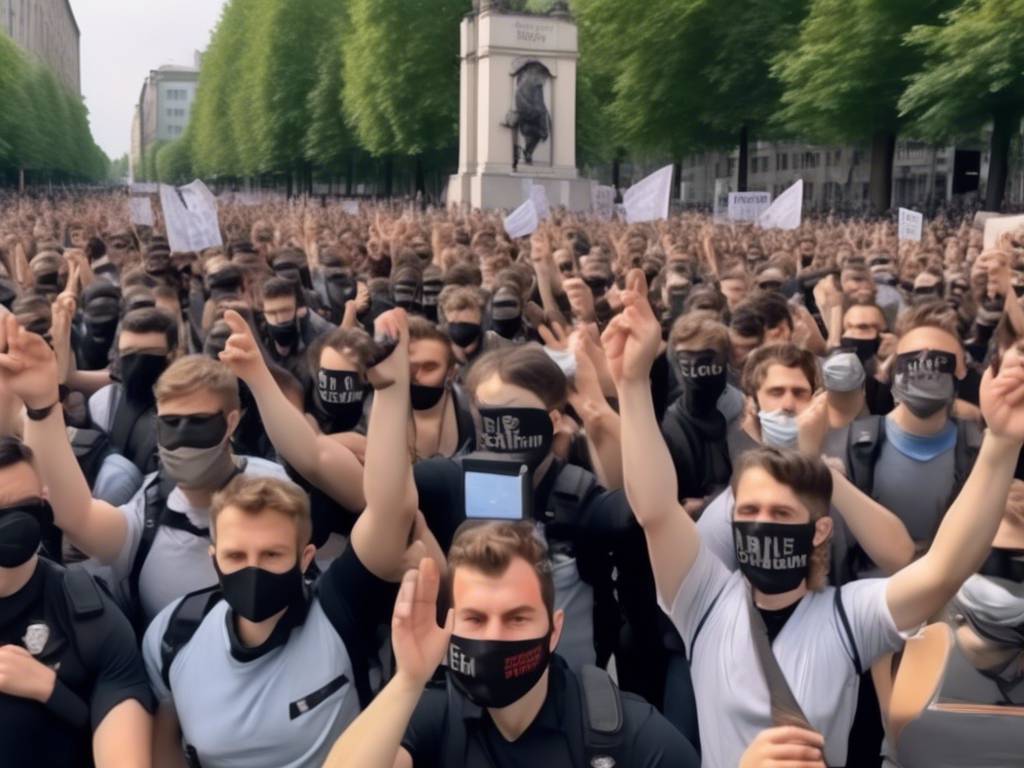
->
xmin=758 ymin=599 xmax=802 ymax=642
xmin=0 ymin=558 xmax=155 ymax=768
xmin=401 ymin=655 xmax=699 ymax=768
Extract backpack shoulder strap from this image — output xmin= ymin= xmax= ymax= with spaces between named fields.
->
xmin=578 ymin=664 xmax=625 ymax=759
xmin=129 ymin=472 xmax=176 ymax=625
xmin=63 ymin=565 xmax=105 ymax=621
xmin=442 ymin=672 xmax=468 ymax=768
xmin=834 ymin=587 xmax=863 ymax=675
xmin=544 ymin=463 xmax=599 ymax=528
xmin=160 ymin=586 xmax=222 ymax=689
xmin=846 ymin=415 xmax=885 ymax=495
xmin=953 ymin=417 xmax=983 ymax=482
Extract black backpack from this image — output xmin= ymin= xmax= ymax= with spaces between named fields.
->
xmin=441 ymin=662 xmax=626 ymax=768
xmin=68 ymin=426 xmax=115 ymax=489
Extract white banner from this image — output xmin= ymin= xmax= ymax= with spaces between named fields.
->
xmin=757 ymin=179 xmax=803 ymax=230
xmin=623 ymin=165 xmax=673 ymax=224
xmin=341 ymin=200 xmax=360 ymax=215
xmin=503 ymin=199 xmax=539 ymax=239
xmin=984 ymin=214 xmax=1024 ymax=250
xmin=591 ymin=185 xmax=616 ymax=220
xmin=130 ymin=182 xmax=158 ymax=194
xmin=159 ymin=180 xmax=223 ymax=253
xmin=529 ymin=184 xmax=550 ymax=220
xmin=128 ymin=197 xmax=155 ymax=227
xmin=728 ymin=192 xmax=772 ymax=222
xmin=898 ymin=207 xmax=924 ymax=242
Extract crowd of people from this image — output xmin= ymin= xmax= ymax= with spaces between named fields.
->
xmin=0 ymin=190 xmax=1023 ymax=767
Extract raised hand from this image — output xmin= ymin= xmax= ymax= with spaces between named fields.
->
xmin=981 ymin=352 xmax=1024 ymax=443
xmin=367 ymin=308 xmax=411 ymax=391
xmin=219 ymin=309 xmax=270 ymax=384
xmin=739 ymin=726 xmax=825 ymax=768
xmin=562 ymin=277 xmax=596 ymax=322
xmin=601 ymin=269 xmax=661 ymax=387
xmin=0 ymin=314 xmax=59 ymax=410
xmin=391 ymin=557 xmax=454 ymax=689
xmin=796 ymin=391 xmax=829 ymax=457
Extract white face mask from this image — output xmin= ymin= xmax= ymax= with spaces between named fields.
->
xmin=822 ymin=352 xmax=866 ymax=393
xmin=758 ymin=409 xmax=799 ymax=449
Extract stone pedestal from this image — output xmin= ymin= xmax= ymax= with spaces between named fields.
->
xmin=447 ymin=9 xmax=594 ymax=212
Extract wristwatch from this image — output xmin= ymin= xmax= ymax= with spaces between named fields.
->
xmin=24 ymin=400 xmax=59 ymax=421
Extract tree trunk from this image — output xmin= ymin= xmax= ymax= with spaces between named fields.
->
xmin=612 ymin=153 xmax=621 ymax=192
xmin=346 ymin=150 xmax=355 ymax=197
xmin=985 ymin=108 xmax=1016 ymax=212
xmin=737 ymin=125 xmax=749 ymax=192
xmin=868 ymin=131 xmax=896 ymax=214
xmin=384 ymin=156 xmax=394 ymax=198
xmin=672 ymin=159 xmax=682 ymax=203
xmin=414 ymin=154 xmax=426 ymax=197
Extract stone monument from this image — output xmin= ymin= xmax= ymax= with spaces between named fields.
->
xmin=448 ymin=2 xmax=594 ymax=212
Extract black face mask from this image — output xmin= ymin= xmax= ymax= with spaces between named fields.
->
xmin=892 ymin=349 xmax=957 ymax=419
xmin=733 ymin=520 xmax=815 ymax=595
xmin=119 ymin=352 xmax=168 ymax=404
xmin=492 ymin=316 xmax=521 ymax=340
xmin=316 ymin=369 xmax=366 ymax=433
xmin=584 ymin=275 xmax=611 ymax=299
xmin=0 ymin=501 xmax=51 ymax=568
xmin=477 ymin=407 xmax=553 ymax=469
xmin=0 ymin=279 xmax=17 ymax=309
xmin=840 ymin=335 xmax=881 ymax=364
xmin=447 ymin=633 xmax=552 ymax=708
xmin=214 ymin=558 xmax=305 ymax=623
xmin=85 ymin=314 xmax=119 ymax=342
xmin=448 ymin=322 xmax=482 ymax=349
xmin=673 ymin=350 xmax=727 ymax=415
xmin=325 ymin=276 xmax=357 ymax=310
xmin=411 ymin=383 xmax=447 ymax=411
xmin=266 ymin=319 xmax=299 ymax=349
xmin=800 ymin=253 xmax=814 ymax=268
xmin=157 ymin=412 xmax=229 ymax=450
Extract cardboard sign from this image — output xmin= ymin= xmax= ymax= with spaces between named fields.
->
xmin=757 ymin=179 xmax=803 ymax=230
xmin=128 ymin=197 xmax=155 ymax=227
xmin=623 ymin=165 xmax=673 ymax=224
xmin=503 ymin=199 xmax=539 ymax=239
xmin=728 ymin=192 xmax=772 ymax=222
xmin=898 ymin=208 xmax=923 ymax=242
xmin=341 ymin=200 xmax=360 ymax=215
xmin=130 ymin=182 xmax=158 ymax=194
xmin=592 ymin=185 xmax=616 ymax=220
xmin=159 ymin=180 xmax=223 ymax=253
xmin=984 ymin=214 xmax=1024 ymax=250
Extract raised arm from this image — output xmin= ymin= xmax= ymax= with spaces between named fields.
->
xmin=350 ymin=309 xmax=420 ymax=581
xmin=886 ymin=359 xmax=1024 ymax=631
xmin=324 ymin=558 xmax=452 ymax=768
xmin=0 ymin=315 xmax=126 ymax=563
xmin=219 ymin=310 xmax=365 ymax=511
xmin=797 ymin=393 xmax=914 ymax=575
xmin=605 ymin=270 xmax=700 ymax=605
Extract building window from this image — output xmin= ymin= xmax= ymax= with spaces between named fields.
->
xmin=728 ymin=158 xmax=736 ymax=175
xmin=777 ymin=154 xmax=788 ymax=171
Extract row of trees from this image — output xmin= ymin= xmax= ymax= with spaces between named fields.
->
xmin=144 ymin=0 xmax=1024 ymax=210
xmin=0 ymin=31 xmax=108 ymax=185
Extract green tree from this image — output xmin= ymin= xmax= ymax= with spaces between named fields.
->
xmin=773 ymin=0 xmax=956 ymax=212
xmin=156 ymin=138 xmax=193 ymax=184
xmin=900 ymin=0 xmax=1024 ymax=211
xmin=342 ymin=0 xmax=470 ymax=190
xmin=303 ymin=13 xmax=355 ymax=173
xmin=109 ymin=154 xmax=130 ymax=181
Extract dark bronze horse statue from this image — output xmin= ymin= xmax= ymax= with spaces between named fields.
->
xmin=503 ymin=62 xmax=551 ymax=170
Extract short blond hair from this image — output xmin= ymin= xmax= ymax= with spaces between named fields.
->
xmin=439 ymin=284 xmax=485 ymax=316
xmin=211 ymin=475 xmax=312 ymax=547
xmin=154 ymin=355 xmax=241 ymax=412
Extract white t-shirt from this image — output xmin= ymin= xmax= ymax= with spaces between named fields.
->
xmin=663 ymin=543 xmax=908 ymax=767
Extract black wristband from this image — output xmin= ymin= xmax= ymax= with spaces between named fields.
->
xmin=24 ymin=401 xmax=59 ymax=421
xmin=45 ymin=679 xmax=90 ymax=730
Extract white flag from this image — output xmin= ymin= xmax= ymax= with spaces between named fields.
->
xmin=530 ymin=185 xmax=550 ymax=220
xmin=898 ymin=208 xmax=923 ymax=242
xmin=757 ymin=179 xmax=803 ymax=230
xmin=728 ymin=192 xmax=772 ymax=223
xmin=159 ymin=180 xmax=223 ymax=253
xmin=623 ymin=165 xmax=673 ymax=224
xmin=128 ymin=197 xmax=155 ymax=227
xmin=503 ymin=199 xmax=539 ymax=239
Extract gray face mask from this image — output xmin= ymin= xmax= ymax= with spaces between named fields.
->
xmin=758 ymin=409 xmax=799 ymax=449
xmin=158 ymin=442 xmax=237 ymax=490
xmin=891 ymin=349 xmax=957 ymax=419
xmin=822 ymin=352 xmax=866 ymax=393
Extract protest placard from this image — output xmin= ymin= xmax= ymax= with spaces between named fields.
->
xmin=159 ymin=180 xmax=223 ymax=253
xmin=128 ymin=197 xmax=155 ymax=227
xmin=130 ymin=182 xmax=158 ymax=195
xmin=983 ymin=214 xmax=1024 ymax=250
xmin=757 ymin=179 xmax=803 ymax=230
xmin=503 ymin=199 xmax=539 ymax=239
xmin=898 ymin=208 xmax=924 ymax=242
xmin=592 ymin=185 xmax=616 ymax=220
xmin=623 ymin=165 xmax=673 ymax=224
xmin=728 ymin=192 xmax=772 ymax=222
xmin=530 ymin=184 xmax=551 ymax=220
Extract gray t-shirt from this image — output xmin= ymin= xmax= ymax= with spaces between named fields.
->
xmin=663 ymin=543 xmax=908 ymax=767
xmin=872 ymin=439 xmax=954 ymax=547
xmin=109 ymin=457 xmax=288 ymax=623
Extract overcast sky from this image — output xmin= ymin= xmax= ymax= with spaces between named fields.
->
xmin=73 ymin=0 xmax=229 ymax=159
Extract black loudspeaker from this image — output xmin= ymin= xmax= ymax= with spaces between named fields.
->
xmin=952 ymin=150 xmax=981 ymax=195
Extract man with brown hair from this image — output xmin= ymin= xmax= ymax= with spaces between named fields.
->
xmin=0 ymin=322 xmax=288 ymax=624
xmin=608 ymin=269 xmax=1024 ymax=767
xmin=325 ymin=520 xmax=698 ymax=768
